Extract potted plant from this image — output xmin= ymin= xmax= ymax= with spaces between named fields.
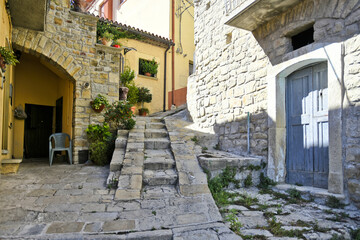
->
xmin=90 ymin=94 xmax=109 ymax=113
xmin=137 ymin=87 xmax=152 ymax=116
xmin=126 ymin=83 xmax=139 ymax=114
xmin=0 ymin=46 xmax=19 ymax=72
xmin=140 ymin=58 xmax=158 ymax=77
xmin=101 ymin=31 xmax=114 ymax=46
xmin=112 ymin=39 xmax=121 ymax=48
xmin=119 ymin=66 xmax=135 ymax=100
xmin=104 ymin=101 xmax=136 ymax=130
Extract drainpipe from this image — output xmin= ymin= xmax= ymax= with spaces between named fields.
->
xmin=171 ymin=0 xmax=175 ymax=107
xmin=163 ymin=45 xmax=171 ymax=112
xmin=247 ymin=112 xmax=250 ymax=155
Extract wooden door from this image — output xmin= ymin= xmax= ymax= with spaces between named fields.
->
xmin=286 ymin=63 xmax=329 ymax=188
xmin=24 ymin=104 xmax=53 ymax=158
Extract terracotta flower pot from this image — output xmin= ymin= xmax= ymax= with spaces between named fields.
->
xmin=131 ymin=106 xmax=136 ymax=114
xmin=144 ymin=72 xmax=151 ymax=77
xmin=90 ymin=102 xmax=105 ymax=113
xmin=101 ymin=38 xmax=113 ymax=47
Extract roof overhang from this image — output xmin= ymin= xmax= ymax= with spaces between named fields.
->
xmin=225 ymin=0 xmax=301 ymax=31
xmin=8 ymin=0 xmax=47 ymax=31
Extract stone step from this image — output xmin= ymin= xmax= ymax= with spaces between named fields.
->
xmin=145 ymin=129 xmax=168 ymax=138
xmin=146 ymin=122 xmax=165 ymax=129
xmin=141 ymin=185 xmax=179 ymax=199
xmin=143 ymin=169 xmax=178 ymax=186
xmin=144 ymin=157 xmax=175 ymax=170
xmin=144 ymin=138 xmax=170 ymax=149
xmin=150 ymin=117 xmax=163 ymax=123
xmin=144 ymin=149 xmax=173 ymax=158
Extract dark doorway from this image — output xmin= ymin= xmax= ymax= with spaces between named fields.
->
xmin=56 ymin=97 xmax=63 ymax=133
xmin=24 ymin=104 xmax=53 ymax=158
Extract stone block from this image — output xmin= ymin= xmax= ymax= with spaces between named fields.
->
xmin=115 ymin=189 xmax=140 ymax=200
xmin=46 ymin=222 xmax=84 ymax=233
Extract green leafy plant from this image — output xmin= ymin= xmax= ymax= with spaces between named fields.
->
xmin=126 ymin=82 xmax=139 ymax=105
xmin=325 ymin=196 xmax=346 ymax=209
xmin=86 ymin=123 xmax=111 ymax=142
xmin=257 ymin=172 xmax=277 ymax=189
xmin=102 ymin=31 xmax=114 ymax=41
xmin=140 ymin=58 xmax=158 ymax=76
xmin=0 ymin=46 xmax=19 ymax=70
xmin=86 ymin=123 xmax=112 ymax=166
xmin=97 ymin=21 xmax=143 ymax=41
xmin=225 ymin=209 xmax=242 ymax=234
xmin=137 ymin=87 xmax=152 ymax=115
xmin=104 ymin=101 xmax=136 ymax=130
xmin=138 ymin=108 xmax=149 ymax=116
xmin=350 ymin=228 xmax=360 ymax=240
xmin=244 ymin=174 xmax=252 ymax=188
xmin=190 ymin=136 xmax=199 ymax=144
xmin=120 ymin=66 xmax=135 ymax=86
xmin=91 ymin=94 xmax=109 ymax=110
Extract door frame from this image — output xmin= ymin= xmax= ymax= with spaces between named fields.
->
xmin=266 ymin=43 xmax=343 ymax=194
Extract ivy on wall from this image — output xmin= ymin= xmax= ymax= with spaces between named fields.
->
xmin=97 ymin=21 xmax=143 ymax=41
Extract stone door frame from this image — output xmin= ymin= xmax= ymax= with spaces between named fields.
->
xmin=266 ymin=43 xmax=344 ymax=194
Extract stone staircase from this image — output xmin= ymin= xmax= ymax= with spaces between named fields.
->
xmin=143 ymin=119 xmax=177 ymax=187
xmin=110 ymin=117 xmax=178 ymax=200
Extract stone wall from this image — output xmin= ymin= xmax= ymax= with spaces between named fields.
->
xmin=190 ymin=0 xmax=360 ymax=205
xmin=188 ymin=0 xmax=269 ymax=158
xmin=344 ymin=34 xmax=360 ymax=206
xmin=12 ymin=0 xmax=121 ymax=163
xmin=252 ymin=0 xmax=360 ymax=65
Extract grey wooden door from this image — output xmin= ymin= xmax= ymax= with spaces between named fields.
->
xmin=286 ymin=63 xmax=329 ymax=188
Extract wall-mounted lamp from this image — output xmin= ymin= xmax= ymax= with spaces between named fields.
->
xmin=83 ymin=82 xmax=90 ymax=89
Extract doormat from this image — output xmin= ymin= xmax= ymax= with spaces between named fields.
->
xmin=1 ymin=163 xmax=20 ymax=174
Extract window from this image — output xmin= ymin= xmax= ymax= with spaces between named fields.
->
xmin=189 ymin=61 xmax=194 ymax=76
xmin=291 ymin=26 xmax=314 ymax=50
xmin=100 ymin=0 xmax=113 ymax=20
xmin=139 ymin=58 xmax=158 ymax=78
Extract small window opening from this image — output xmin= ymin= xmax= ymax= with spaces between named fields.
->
xmin=291 ymin=26 xmax=314 ymax=50
xmin=139 ymin=58 xmax=158 ymax=78
xmin=226 ymin=32 xmax=232 ymax=44
xmin=189 ymin=61 xmax=194 ymax=76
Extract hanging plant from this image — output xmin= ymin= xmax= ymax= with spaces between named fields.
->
xmin=0 ymin=46 xmax=19 ymax=71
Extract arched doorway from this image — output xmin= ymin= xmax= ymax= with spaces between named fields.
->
xmin=13 ymin=53 xmax=74 ymax=162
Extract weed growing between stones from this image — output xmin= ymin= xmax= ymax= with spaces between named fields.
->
xmin=266 ymin=217 xmax=305 ymax=238
xmin=244 ymin=174 xmax=253 ymax=188
xmin=257 ymin=173 xmax=277 ymax=189
xmin=350 ymin=228 xmax=360 ymax=239
xmin=213 ymin=143 xmax=221 ymax=150
xmin=225 ymin=209 xmax=242 ymax=234
xmin=330 ymin=234 xmax=346 ymax=240
xmin=325 ymin=196 xmax=346 ymax=209
xmin=190 ymin=136 xmax=199 ymax=144
xmin=233 ymin=194 xmax=259 ymax=208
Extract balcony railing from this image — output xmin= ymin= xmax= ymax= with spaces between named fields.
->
xmin=224 ymin=0 xmax=247 ymax=15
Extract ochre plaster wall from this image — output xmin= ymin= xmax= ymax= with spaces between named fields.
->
xmin=13 ymin=54 xmax=73 ymax=159
xmin=122 ymin=39 xmax=167 ymax=114
xmin=0 ymin=1 xmax=14 ymax=162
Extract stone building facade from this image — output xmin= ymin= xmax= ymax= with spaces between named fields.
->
xmin=188 ymin=0 xmax=360 ymax=206
xmin=7 ymin=0 xmax=172 ymax=164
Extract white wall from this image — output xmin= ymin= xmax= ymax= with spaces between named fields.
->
xmin=116 ymin=0 xmax=170 ymax=38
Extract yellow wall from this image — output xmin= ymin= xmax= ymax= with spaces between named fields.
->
xmin=122 ymin=39 xmax=167 ymax=114
xmin=13 ymin=54 xmax=73 ymax=158
xmin=0 ymin=0 xmax=14 ymax=162
xmin=173 ymin=2 xmax=195 ymax=91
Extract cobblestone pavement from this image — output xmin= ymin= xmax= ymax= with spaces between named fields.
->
xmin=0 ymin=111 xmax=359 ymax=239
xmin=0 ymin=161 xmax=239 ymax=239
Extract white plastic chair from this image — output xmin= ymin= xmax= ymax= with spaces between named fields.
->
xmin=49 ymin=133 xmax=72 ymax=166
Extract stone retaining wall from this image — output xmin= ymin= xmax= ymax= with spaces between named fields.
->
xmin=188 ymin=0 xmax=269 ymax=158
xmin=12 ymin=0 xmax=121 ymax=163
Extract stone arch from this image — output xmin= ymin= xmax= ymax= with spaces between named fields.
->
xmin=11 ymin=28 xmax=83 ymax=83
xmin=267 ymin=43 xmax=344 ymax=194
xmin=11 ymin=27 xmax=83 ymax=162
